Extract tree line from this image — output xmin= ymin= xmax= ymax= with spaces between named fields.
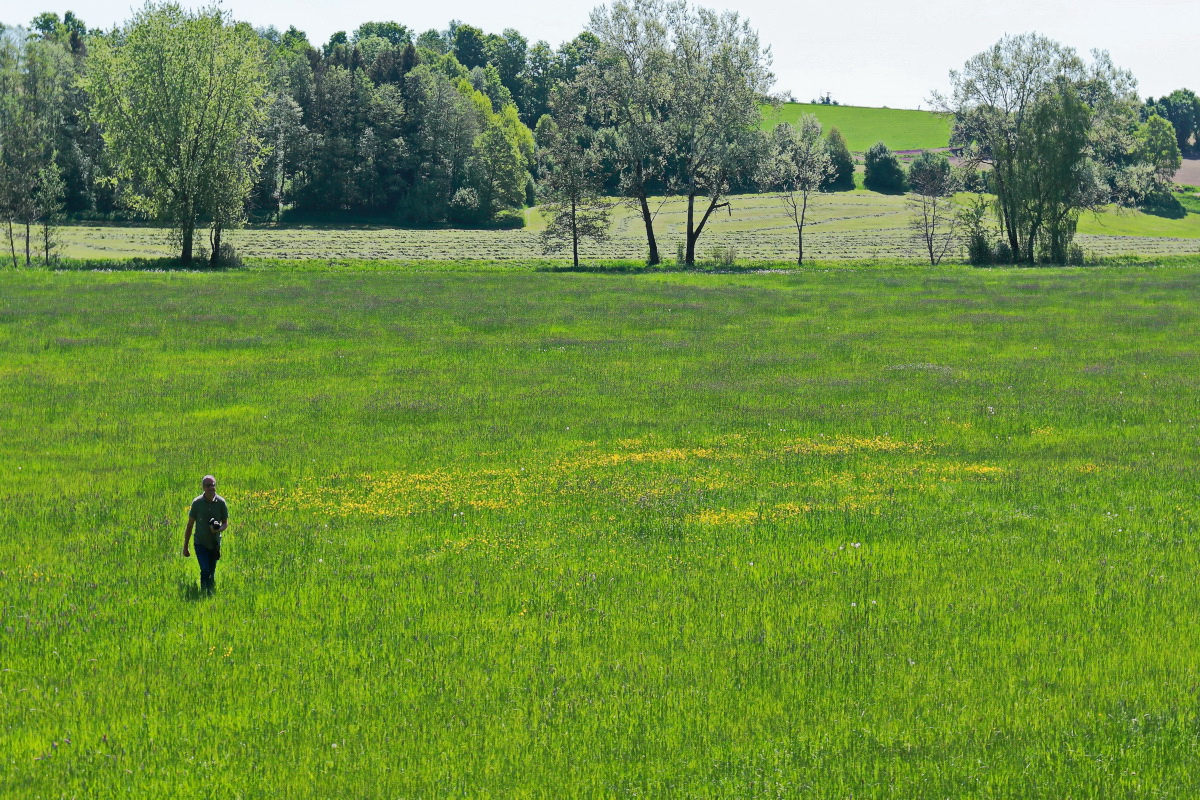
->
xmin=1 ymin=2 xmax=1195 ymax=267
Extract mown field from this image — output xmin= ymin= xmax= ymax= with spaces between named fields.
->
xmin=49 ymin=190 xmax=1200 ymax=265
xmin=759 ymin=103 xmax=953 ymax=153
xmin=4 ymin=265 xmax=1200 ymax=797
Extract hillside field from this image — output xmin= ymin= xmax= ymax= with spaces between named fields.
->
xmin=760 ymin=103 xmax=954 ymax=152
xmin=4 ymin=265 xmax=1200 ymax=796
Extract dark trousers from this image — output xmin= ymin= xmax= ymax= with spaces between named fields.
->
xmin=195 ymin=543 xmax=218 ymax=593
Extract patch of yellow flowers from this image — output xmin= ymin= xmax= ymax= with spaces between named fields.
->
xmin=244 ymin=434 xmax=1007 ymax=525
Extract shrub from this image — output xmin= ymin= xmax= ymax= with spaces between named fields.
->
xmin=489 ymin=209 xmax=526 ymax=229
xmin=702 ymin=245 xmax=737 ymax=268
xmin=447 ymin=187 xmax=484 ymax=225
xmin=956 ymin=166 xmax=989 ymax=194
xmin=863 ymin=142 xmax=907 ymax=193
xmin=966 ymin=233 xmax=992 ymax=266
xmin=396 ymin=183 xmax=448 ymax=224
xmin=1140 ymin=190 xmax=1187 ymax=219
xmin=959 ymin=194 xmax=995 ymax=266
xmin=524 ymin=175 xmax=537 ymax=207
xmin=213 ymin=242 xmax=243 ymax=268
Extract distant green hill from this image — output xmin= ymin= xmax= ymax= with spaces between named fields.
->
xmin=760 ymin=103 xmax=953 ymax=153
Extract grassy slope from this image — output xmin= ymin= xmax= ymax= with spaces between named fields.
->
xmin=1077 ymin=205 xmax=1200 ymax=238
xmin=3 ymin=266 xmax=1200 ymax=796
xmin=760 ymin=102 xmax=953 ymax=152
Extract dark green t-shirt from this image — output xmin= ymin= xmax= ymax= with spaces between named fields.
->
xmin=190 ymin=494 xmax=228 ymax=549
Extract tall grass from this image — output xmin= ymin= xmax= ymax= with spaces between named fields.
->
xmin=3 ymin=266 xmax=1199 ymax=797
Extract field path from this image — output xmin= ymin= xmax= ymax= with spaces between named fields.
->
xmin=1175 ymin=157 xmax=1200 ymax=186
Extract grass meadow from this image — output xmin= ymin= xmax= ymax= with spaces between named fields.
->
xmin=47 ymin=190 xmax=1200 ymax=265
xmin=4 ymin=264 xmax=1200 ymax=797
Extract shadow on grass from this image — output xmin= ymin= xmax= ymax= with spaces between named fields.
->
xmin=535 ymin=262 xmax=801 ymax=275
xmin=55 ymin=257 xmax=237 ymax=272
xmin=177 ymin=577 xmax=216 ymax=601
xmin=1139 ymin=193 xmax=1188 ymax=219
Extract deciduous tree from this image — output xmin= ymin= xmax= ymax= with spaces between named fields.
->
xmin=906 ymin=150 xmax=958 ymax=265
xmin=937 ymin=33 xmax=1140 ymax=263
xmin=537 ymin=91 xmax=610 ymax=267
xmin=585 ymin=0 xmax=771 ymax=265
xmin=0 ymin=25 xmax=70 ymax=265
xmin=84 ymin=3 xmax=268 ymax=264
xmin=763 ymin=116 xmax=832 ymax=265
xmin=584 ymin=0 xmax=672 ymax=264
xmin=1140 ymin=113 xmax=1182 ymax=188
xmin=1148 ymin=89 xmax=1199 ymax=155
xmin=662 ymin=2 xmax=772 ymax=265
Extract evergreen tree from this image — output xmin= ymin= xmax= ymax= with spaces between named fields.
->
xmin=822 ymin=127 xmax=855 ymax=190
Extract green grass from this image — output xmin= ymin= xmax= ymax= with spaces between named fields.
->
xmin=760 ymin=103 xmax=953 ymax=152
xmin=4 ymin=265 xmax=1200 ymax=796
xmin=1078 ymin=205 xmax=1200 ymax=238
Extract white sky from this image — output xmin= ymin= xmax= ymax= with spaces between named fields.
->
xmin=4 ymin=0 xmax=1197 ymax=108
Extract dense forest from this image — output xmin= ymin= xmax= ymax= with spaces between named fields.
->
xmin=1 ymin=11 xmax=594 ymax=227
xmin=1 ymin=3 xmax=1197 ymax=266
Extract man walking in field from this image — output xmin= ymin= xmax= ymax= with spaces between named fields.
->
xmin=183 ymin=475 xmax=228 ymax=595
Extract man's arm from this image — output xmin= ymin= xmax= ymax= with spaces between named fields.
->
xmin=183 ymin=518 xmax=194 ymax=557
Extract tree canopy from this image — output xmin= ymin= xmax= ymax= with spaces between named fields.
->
xmin=583 ymin=0 xmax=771 ymax=265
xmin=83 ymin=3 xmax=268 ymax=263
xmin=939 ymin=33 xmax=1145 ymax=263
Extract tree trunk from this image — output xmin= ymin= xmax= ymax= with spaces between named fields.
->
xmin=1024 ymin=219 xmax=1039 ymax=264
xmin=992 ymin=167 xmax=1021 ymax=260
xmin=6 ymin=220 xmax=16 ymax=268
xmin=685 ymin=193 xmax=696 ymax=265
xmin=798 ymin=192 xmax=809 ymax=266
xmin=686 ymin=192 xmax=728 ymax=267
xmin=25 ymin=222 xmax=31 ymax=266
xmin=630 ymin=158 xmax=659 ymax=264
xmin=210 ymin=224 xmax=222 ymax=268
xmin=181 ymin=224 xmax=194 ymax=265
xmin=570 ymin=198 xmax=579 ymax=269
xmin=637 ymin=192 xmax=658 ymax=266
xmin=926 ymin=198 xmax=936 ymax=265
